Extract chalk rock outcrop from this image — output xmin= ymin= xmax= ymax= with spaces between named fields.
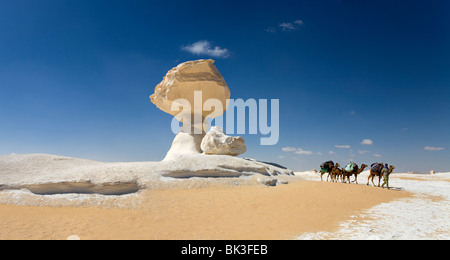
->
xmin=257 ymin=177 xmax=278 ymax=186
xmin=150 ymin=59 xmax=230 ymax=122
xmin=201 ymin=126 xmax=247 ymax=156
xmin=150 ymin=59 xmax=231 ymax=160
xmin=0 ymin=153 xmax=295 ymax=200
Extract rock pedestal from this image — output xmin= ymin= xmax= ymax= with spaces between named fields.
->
xmin=150 ymin=59 xmax=231 ymax=160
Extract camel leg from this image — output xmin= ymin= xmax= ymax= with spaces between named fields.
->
xmin=367 ymin=175 xmax=375 ymax=186
xmin=378 ymin=175 xmax=381 ymax=187
xmin=371 ymin=176 xmax=376 ymax=187
xmin=352 ymin=174 xmax=358 ymax=184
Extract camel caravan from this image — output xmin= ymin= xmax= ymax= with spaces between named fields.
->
xmin=314 ymin=161 xmax=395 ymax=189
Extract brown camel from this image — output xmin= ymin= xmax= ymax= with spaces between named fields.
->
xmin=319 ymin=170 xmax=326 ymax=181
xmin=367 ymin=164 xmax=395 ymax=187
xmin=319 ymin=168 xmax=329 ymax=182
xmin=342 ymin=163 xmax=368 ymax=184
xmin=319 ymin=163 xmax=339 ymax=182
xmin=328 ymin=163 xmax=341 ymax=182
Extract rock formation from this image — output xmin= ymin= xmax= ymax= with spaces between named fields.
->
xmin=150 ymin=59 xmax=230 ymax=160
xmin=150 ymin=59 xmax=229 ymax=119
xmin=0 ymin=61 xmax=295 ymax=203
xmin=0 ymin=153 xmax=295 ymax=197
xmin=201 ymin=126 xmax=246 ymax=156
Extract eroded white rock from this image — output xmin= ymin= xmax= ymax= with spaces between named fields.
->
xmin=150 ymin=59 xmax=230 ymax=121
xmin=163 ymin=131 xmax=205 ymax=161
xmin=150 ymin=60 xmax=231 ymax=159
xmin=201 ymin=126 xmax=246 ymax=156
xmin=257 ymin=177 xmax=278 ymax=186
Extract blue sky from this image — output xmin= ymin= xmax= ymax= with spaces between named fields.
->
xmin=0 ymin=0 xmax=449 ymax=172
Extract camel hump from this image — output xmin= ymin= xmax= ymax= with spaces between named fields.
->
xmin=345 ymin=162 xmax=356 ymax=172
xmin=371 ymin=163 xmax=383 ymax=173
xmin=320 ymin=161 xmax=334 ymax=171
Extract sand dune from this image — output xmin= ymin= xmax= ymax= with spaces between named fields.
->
xmin=0 ymin=178 xmax=409 ymax=240
xmin=2 ymin=154 xmax=448 ymax=240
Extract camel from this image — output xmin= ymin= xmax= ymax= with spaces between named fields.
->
xmin=319 ymin=168 xmax=328 ymax=182
xmin=342 ymin=163 xmax=368 ymax=184
xmin=319 ymin=163 xmax=338 ymax=182
xmin=335 ymin=167 xmax=345 ymax=183
xmin=313 ymin=169 xmax=321 ymax=179
xmin=328 ymin=163 xmax=341 ymax=182
xmin=367 ymin=164 xmax=395 ymax=187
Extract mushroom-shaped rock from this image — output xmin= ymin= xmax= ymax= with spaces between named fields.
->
xmin=150 ymin=60 xmax=231 ymax=160
xmin=201 ymin=126 xmax=247 ymax=156
xmin=150 ymin=59 xmax=230 ymax=123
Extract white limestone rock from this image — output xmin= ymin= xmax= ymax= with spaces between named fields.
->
xmin=0 ymin=153 xmax=295 ymax=197
xmin=257 ymin=177 xmax=278 ymax=186
xmin=150 ymin=59 xmax=230 ymax=121
xmin=150 ymin=59 xmax=231 ymax=159
xmin=201 ymin=126 xmax=247 ymax=156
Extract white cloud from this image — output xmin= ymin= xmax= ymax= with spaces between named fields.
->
xmin=282 ymin=146 xmax=313 ymax=155
xmin=294 ymin=148 xmax=313 ymax=155
xmin=267 ymin=19 xmax=304 ymax=32
xmin=374 ymin=153 xmax=382 ymax=158
xmin=335 ymin=144 xmax=351 ymax=149
xmin=279 ymin=22 xmax=296 ymax=31
xmin=294 ymin=20 xmax=304 ymax=26
xmin=282 ymin=147 xmax=297 ymax=152
xmin=328 ymin=151 xmax=335 ymax=155
xmin=358 ymin=150 xmax=369 ymax=155
xmin=181 ymin=40 xmax=230 ymax=58
xmin=361 ymin=139 xmax=373 ymax=145
xmin=424 ymin=146 xmax=445 ymax=151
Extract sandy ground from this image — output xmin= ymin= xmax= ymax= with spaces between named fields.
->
xmin=0 ymin=179 xmax=410 ymax=240
xmin=296 ymin=171 xmax=450 ymax=239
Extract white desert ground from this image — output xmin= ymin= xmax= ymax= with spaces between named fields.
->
xmin=0 ymin=153 xmax=448 ymax=240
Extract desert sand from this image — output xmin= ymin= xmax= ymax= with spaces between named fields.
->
xmin=0 ymin=177 xmax=409 ymax=240
xmin=2 ymin=153 xmax=448 ymax=240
